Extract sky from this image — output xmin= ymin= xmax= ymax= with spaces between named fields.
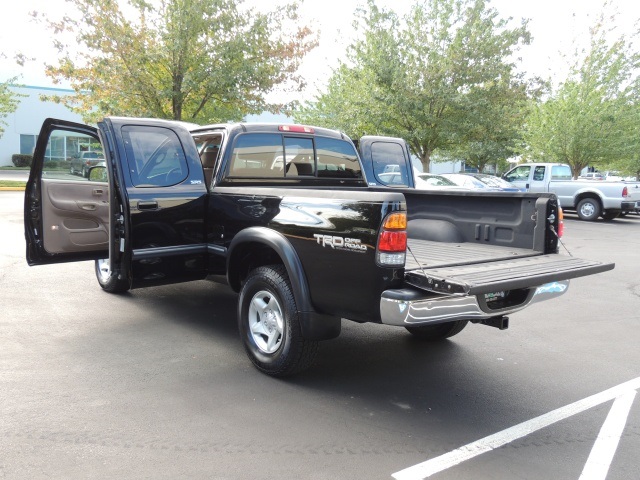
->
xmin=1 ymin=0 xmax=639 ymax=102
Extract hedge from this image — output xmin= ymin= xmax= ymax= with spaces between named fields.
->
xmin=12 ymin=154 xmax=33 ymax=167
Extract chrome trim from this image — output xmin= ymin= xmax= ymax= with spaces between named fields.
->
xmin=380 ymin=280 xmax=570 ymax=327
xmin=207 ymin=244 xmax=227 ymax=255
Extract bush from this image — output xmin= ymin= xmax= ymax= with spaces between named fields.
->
xmin=12 ymin=154 xmax=33 ymax=168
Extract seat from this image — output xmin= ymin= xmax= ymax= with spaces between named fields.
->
xmin=292 ymin=162 xmax=314 ymax=176
xmin=200 ymin=146 xmax=220 ymax=187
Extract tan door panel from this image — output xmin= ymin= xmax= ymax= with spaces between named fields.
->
xmin=41 ymin=179 xmax=110 ymax=254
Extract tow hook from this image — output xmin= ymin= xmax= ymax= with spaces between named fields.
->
xmin=473 ymin=315 xmax=509 ymax=330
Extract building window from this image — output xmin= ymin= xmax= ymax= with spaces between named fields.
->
xmin=20 ymin=134 xmax=37 ymax=155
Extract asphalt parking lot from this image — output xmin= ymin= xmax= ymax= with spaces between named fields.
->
xmin=1 ymin=190 xmax=639 ymax=480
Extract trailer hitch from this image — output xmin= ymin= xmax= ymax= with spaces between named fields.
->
xmin=472 ymin=315 xmax=509 ymax=330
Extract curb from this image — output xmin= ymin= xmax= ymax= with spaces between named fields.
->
xmin=0 ymin=187 xmax=26 ymax=191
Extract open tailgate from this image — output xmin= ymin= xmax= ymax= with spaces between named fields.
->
xmin=405 ymin=239 xmax=614 ymax=295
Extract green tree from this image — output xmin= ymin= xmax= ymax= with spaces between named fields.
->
xmin=523 ymin=13 xmax=640 ymax=179
xmin=0 ymin=77 xmax=21 ymax=137
xmin=40 ymin=0 xmax=317 ymax=123
xmin=444 ymin=78 xmax=536 ymax=173
xmin=295 ymin=0 xmax=531 ymax=172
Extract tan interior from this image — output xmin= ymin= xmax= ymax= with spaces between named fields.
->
xmin=41 ymin=179 xmax=110 ymax=254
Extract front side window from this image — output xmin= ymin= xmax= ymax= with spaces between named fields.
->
xmin=504 ymin=165 xmax=531 ymax=182
xmin=121 ymin=126 xmax=188 ymax=187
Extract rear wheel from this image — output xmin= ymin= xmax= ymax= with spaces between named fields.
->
xmin=238 ymin=265 xmax=318 ymax=376
xmin=405 ymin=320 xmax=468 ymax=341
xmin=576 ymin=197 xmax=601 ymax=221
xmin=95 ymin=258 xmax=131 ymax=293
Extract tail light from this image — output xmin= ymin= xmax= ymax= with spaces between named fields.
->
xmin=623 ymin=186 xmax=629 ymax=197
xmin=377 ymin=212 xmax=407 ymax=266
xmin=557 ymin=207 xmax=564 ymax=238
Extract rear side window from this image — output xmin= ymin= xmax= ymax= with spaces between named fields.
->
xmin=121 ymin=126 xmax=188 ymax=187
xmin=551 ymin=165 xmax=572 ymax=180
xmin=228 ymin=133 xmax=361 ymax=180
xmin=533 ymin=166 xmax=546 ymax=181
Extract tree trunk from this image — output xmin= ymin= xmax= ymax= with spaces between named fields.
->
xmin=419 ymin=151 xmax=431 ymax=173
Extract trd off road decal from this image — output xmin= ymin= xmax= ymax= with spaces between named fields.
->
xmin=313 ymin=234 xmax=367 ymax=253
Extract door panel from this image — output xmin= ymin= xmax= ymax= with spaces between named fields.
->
xmin=41 ymin=179 xmax=109 ymax=253
xmin=25 ymin=118 xmax=110 ymax=265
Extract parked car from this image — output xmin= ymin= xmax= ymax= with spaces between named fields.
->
xmin=439 ymin=173 xmax=489 ymax=190
xmin=578 ymin=172 xmax=604 ymax=181
xmin=70 ymin=151 xmax=105 ymax=177
xmin=503 ymin=163 xmax=637 ymax=221
xmin=472 ymin=174 xmax=525 ymax=192
xmin=414 ymin=173 xmax=463 ymax=190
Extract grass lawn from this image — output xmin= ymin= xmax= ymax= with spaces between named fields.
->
xmin=0 ymin=180 xmax=27 ymax=187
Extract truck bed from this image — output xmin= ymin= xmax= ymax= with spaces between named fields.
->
xmin=405 ymin=238 xmax=612 ymax=296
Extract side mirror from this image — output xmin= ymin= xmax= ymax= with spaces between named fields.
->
xmin=88 ymin=165 xmax=108 ymax=182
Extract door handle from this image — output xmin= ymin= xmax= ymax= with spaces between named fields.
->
xmin=79 ymin=203 xmax=97 ymax=211
xmin=137 ymin=200 xmax=159 ymax=211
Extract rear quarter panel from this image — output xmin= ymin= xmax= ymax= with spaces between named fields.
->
xmin=548 ymin=181 xmax=629 ymax=209
xmin=209 ymin=187 xmax=406 ymax=322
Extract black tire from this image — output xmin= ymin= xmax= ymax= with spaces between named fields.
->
xmin=95 ymin=258 xmax=131 ymax=293
xmin=405 ymin=320 xmax=468 ymax=341
xmin=602 ymin=211 xmax=620 ymax=221
xmin=238 ymin=265 xmax=318 ymax=376
xmin=576 ymin=197 xmax=601 ymax=221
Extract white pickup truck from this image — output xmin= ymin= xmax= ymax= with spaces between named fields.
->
xmin=503 ymin=163 xmax=639 ymax=221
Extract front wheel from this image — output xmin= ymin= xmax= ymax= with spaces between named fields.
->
xmin=95 ymin=258 xmax=131 ymax=293
xmin=238 ymin=265 xmax=318 ymax=376
xmin=405 ymin=320 xmax=468 ymax=341
xmin=576 ymin=197 xmax=601 ymax=221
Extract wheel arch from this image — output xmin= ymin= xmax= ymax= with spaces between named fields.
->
xmin=228 ymin=227 xmax=340 ymax=341
xmin=574 ymin=191 xmax=603 ymax=208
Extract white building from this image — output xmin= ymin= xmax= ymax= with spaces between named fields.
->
xmin=0 ymin=85 xmax=84 ymax=166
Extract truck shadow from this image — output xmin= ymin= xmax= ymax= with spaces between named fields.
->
xmin=80 ymin=278 xmax=546 ymax=435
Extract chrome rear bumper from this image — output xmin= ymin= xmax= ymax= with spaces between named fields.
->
xmin=380 ymin=281 xmax=569 ymax=327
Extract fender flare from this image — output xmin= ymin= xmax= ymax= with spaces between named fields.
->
xmin=227 ymin=227 xmax=340 ymax=341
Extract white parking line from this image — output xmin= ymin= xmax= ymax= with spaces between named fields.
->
xmin=392 ymin=376 xmax=640 ymax=480
xmin=579 ymin=390 xmax=637 ymax=480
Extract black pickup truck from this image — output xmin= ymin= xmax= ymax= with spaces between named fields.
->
xmin=24 ymin=118 xmax=613 ymax=376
